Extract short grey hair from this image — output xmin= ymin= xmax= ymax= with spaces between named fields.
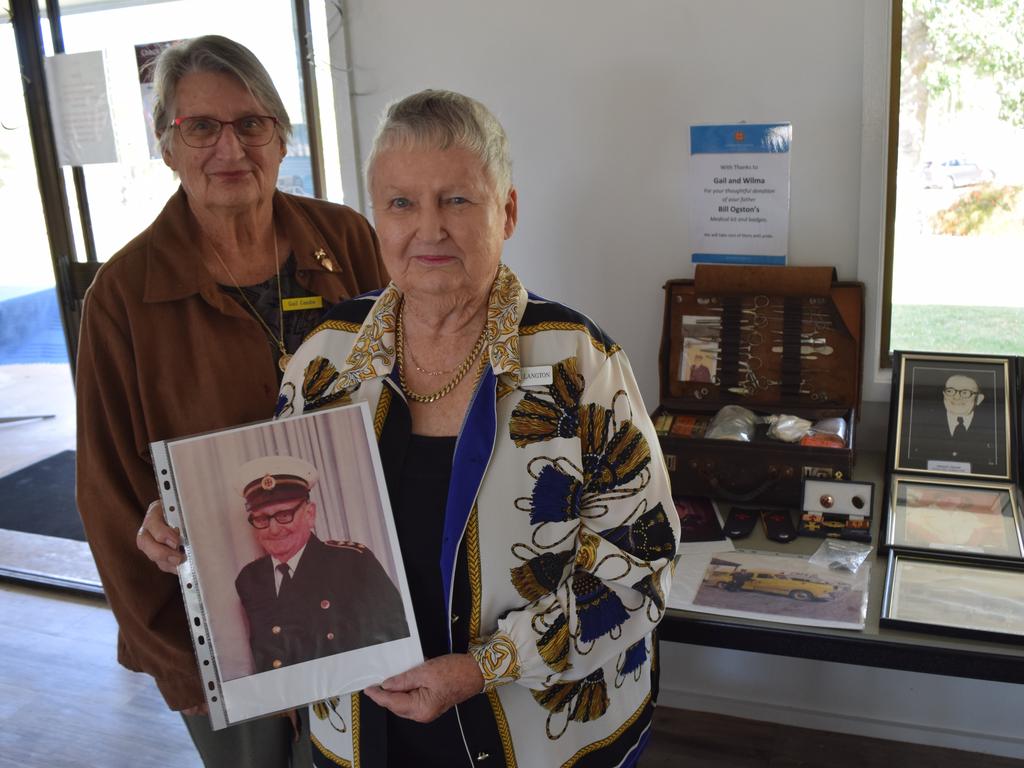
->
xmin=366 ymin=90 xmax=512 ymax=198
xmin=151 ymin=35 xmax=291 ymax=156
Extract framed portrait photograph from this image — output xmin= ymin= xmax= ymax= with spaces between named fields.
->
xmin=891 ymin=351 xmax=1015 ymax=480
xmin=881 ymin=550 xmax=1024 ymax=642
xmin=151 ymin=402 xmax=422 ymax=730
xmin=884 ymin=476 xmax=1023 ymax=558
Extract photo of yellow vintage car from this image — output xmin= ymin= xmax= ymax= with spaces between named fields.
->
xmin=705 ymin=569 xmax=840 ymax=602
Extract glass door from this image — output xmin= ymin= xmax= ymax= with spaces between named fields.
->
xmin=1 ymin=0 xmax=333 ymax=591
xmin=0 ymin=12 xmax=83 ymax=586
xmin=52 ymin=0 xmax=323 ymax=264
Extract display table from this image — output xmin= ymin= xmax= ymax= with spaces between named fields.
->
xmin=659 ymin=449 xmax=1024 ymax=684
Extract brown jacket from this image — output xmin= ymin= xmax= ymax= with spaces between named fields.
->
xmin=75 ymin=188 xmax=387 ymax=709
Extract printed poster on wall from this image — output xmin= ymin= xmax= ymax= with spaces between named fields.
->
xmin=688 ymin=122 xmax=792 ymax=266
xmin=135 ymin=40 xmax=181 ymax=159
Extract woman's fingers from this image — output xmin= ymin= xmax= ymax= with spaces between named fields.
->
xmin=365 ymin=654 xmax=484 ymax=723
xmin=136 ymin=499 xmax=185 ymax=573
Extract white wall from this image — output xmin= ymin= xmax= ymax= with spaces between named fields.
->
xmin=327 ymin=0 xmax=1022 ymax=759
xmin=329 ymin=0 xmax=880 ymax=410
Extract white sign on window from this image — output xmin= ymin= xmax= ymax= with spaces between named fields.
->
xmin=44 ymin=50 xmax=118 ymax=166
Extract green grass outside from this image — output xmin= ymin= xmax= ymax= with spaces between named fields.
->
xmin=891 ymin=304 xmax=1024 ymax=355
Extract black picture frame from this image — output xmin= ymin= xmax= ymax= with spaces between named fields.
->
xmin=880 ymin=549 xmax=1024 ymax=643
xmin=889 ymin=351 xmax=1015 ymax=481
xmin=883 ymin=475 xmax=1023 ymax=559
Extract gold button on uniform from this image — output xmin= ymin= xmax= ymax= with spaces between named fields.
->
xmin=272 ymin=625 xmax=281 ymax=634
xmin=272 ymin=659 xmax=282 ymax=669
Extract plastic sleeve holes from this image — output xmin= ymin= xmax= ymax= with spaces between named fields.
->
xmin=203 ymin=660 xmax=210 ymax=666
xmin=161 ymin=469 xmax=167 ymax=475
xmin=852 ymin=495 xmax=865 ymax=510
xmin=208 ymin=681 xmax=215 ymax=691
xmin=211 ymin=696 xmax=218 ymax=702
xmin=197 ymin=635 xmax=205 ymax=645
xmin=193 ymin=617 xmax=201 ymax=627
xmin=163 ymin=480 xmax=171 ymax=491
xmin=186 ymin=583 xmax=193 ymax=590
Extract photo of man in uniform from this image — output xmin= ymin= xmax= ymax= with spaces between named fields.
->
xmin=906 ymin=372 xmax=1000 ymax=473
xmin=680 ymin=338 xmax=717 ymax=383
xmin=233 ymin=455 xmax=410 ymax=673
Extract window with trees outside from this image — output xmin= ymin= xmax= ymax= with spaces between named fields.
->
xmin=883 ymin=0 xmax=1024 ymax=363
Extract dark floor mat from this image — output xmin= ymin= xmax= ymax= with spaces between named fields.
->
xmin=0 ymin=450 xmax=82 ymax=540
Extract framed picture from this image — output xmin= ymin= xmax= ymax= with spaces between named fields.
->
xmin=881 ymin=550 xmax=1024 ymax=642
xmin=151 ymin=401 xmax=422 ymax=730
xmin=890 ymin=351 xmax=1015 ymax=480
xmin=884 ymin=476 xmax=1023 ymax=559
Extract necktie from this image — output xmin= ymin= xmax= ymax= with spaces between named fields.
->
xmin=953 ymin=417 xmax=966 ymax=438
xmin=276 ymin=563 xmax=292 ymax=595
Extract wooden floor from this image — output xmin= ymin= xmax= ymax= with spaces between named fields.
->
xmin=0 ymin=581 xmax=201 ymax=768
xmin=642 ymin=708 xmax=1023 ymax=768
xmin=1 ymin=580 xmax=1019 ymax=768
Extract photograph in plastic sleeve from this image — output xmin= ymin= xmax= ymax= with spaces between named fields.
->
xmin=670 ymin=549 xmax=870 ymax=630
xmin=156 ymin=402 xmax=422 ymax=728
xmin=883 ymin=554 xmax=1024 ymax=640
xmin=887 ymin=477 xmax=1022 ymax=559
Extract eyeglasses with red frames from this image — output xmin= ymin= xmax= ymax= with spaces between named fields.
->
xmin=247 ymin=498 xmax=307 ymax=529
xmin=173 ymin=114 xmax=279 ymax=148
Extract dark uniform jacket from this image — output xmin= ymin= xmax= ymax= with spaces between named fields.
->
xmin=907 ymin=404 xmax=999 ymax=473
xmin=235 ymin=533 xmax=409 ymax=672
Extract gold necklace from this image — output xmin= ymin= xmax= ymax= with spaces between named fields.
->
xmin=209 ymin=233 xmax=291 ymax=372
xmin=408 ymin=346 xmax=454 ymax=377
xmin=396 ymin=299 xmax=488 ymax=403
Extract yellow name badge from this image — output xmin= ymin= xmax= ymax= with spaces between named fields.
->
xmin=282 ymin=296 xmax=324 ymax=311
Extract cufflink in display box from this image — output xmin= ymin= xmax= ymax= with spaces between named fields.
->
xmin=798 ymin=478 xmax=875 ymax=542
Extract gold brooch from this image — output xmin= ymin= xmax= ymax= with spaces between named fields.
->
xmin=314 ymin=248 xmax=335 ymax=272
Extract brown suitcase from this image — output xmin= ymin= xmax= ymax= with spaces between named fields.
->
xmin=654 ymin=265 xmax=865 ymax=508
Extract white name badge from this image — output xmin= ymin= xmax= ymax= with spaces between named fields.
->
xmin=520 ymin=365 xmax=554 ymax=386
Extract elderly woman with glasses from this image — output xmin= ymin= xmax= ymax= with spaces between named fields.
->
xmin=275 ymin=89 xmax=680 ymax=767
xmin=75 ymin=34 xmax=386 ymax=767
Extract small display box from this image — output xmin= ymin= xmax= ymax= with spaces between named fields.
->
xmin=799 ymin=477 xmax=874 ymax=542
xmin=654 ymin=265 xmax=865 ymax=508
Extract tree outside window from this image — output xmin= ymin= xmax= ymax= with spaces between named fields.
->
xmin=884 ymin=0 xmax=1024 ymax=360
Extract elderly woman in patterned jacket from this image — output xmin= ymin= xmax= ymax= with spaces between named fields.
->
xmin=139 ymin=88 xmax=679 ymax=766
xmin=275 ymin=90 xmax=680 ymax=768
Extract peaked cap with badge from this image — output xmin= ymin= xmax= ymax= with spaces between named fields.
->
xmin=235 ymin=455 xmax=319 ymax=511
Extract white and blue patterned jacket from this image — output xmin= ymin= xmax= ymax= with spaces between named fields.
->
xmin=277 ymin=264 xmax=679 ymax=768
